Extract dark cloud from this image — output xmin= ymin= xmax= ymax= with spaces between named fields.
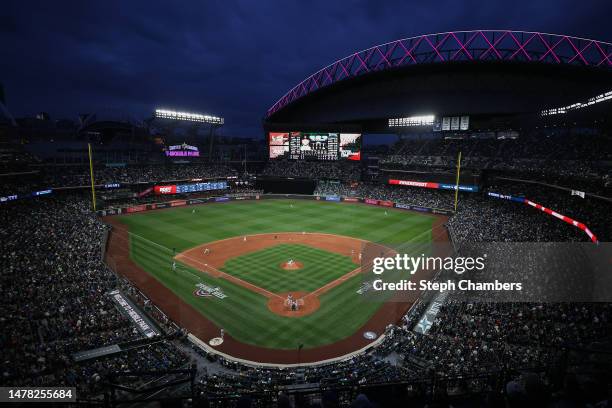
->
xmin=1 ymin=0 xmax=611 ymax=136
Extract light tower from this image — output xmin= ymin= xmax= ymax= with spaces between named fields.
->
xmin=153 ymin=108 xmax=224 ymax=161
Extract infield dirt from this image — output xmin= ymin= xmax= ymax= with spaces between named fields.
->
xmin=103 ymin=213 xmax=449 ymax=365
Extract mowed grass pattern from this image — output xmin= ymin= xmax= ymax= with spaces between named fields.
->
xmin=117 ymin=199 xmax=436 ymax=349
xmin=221 ymin=244 xmax=357 ymax=293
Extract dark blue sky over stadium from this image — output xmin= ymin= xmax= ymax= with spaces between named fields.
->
xmin=2 ymin=0 xmax=611 ymax=136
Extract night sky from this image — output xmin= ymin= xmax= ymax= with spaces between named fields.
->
xmin=2 ymin=0 xmax=611 ymax=136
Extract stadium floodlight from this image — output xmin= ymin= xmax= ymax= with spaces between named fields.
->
xmin=154 ymin=108 xmax=224 ymax=125
xmin=540 ymin=90 xmax=612 ymax=116
xmin=388 ymin=115 xmax=435 ymax=127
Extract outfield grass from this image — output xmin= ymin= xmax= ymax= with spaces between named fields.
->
xmin=117 ymin=199 xmax=436 ymax=350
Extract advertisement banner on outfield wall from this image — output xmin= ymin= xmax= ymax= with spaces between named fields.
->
xmin=127 ymin=205 xmax=146 ymax=213
xmin=187 ymin=199 xmax=208 ymax=205
xmin=394 ymin=202 xmax=450 ymax=214
xmin=325 ymin=196 xmax=341 ymax=201
xmin=170 ymin=200 xmax=186 ymax=207
xmin=156 ymin=202 xmax=170 ymax=209
xmin=378 ymin=200 xmax=394 ymax=207
xmin=285 ymin=194 xmax=312 ymax=200
xmin=214 ymin=197 xmax=230 ymax=202
xmin=342 ymin=197 xmax=360 ymax=202
xmin=365 ymin=198 xmax=378 ymax=205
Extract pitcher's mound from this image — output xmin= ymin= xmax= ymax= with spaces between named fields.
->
xmin=280 ymin=261 xmax=304 ymax=270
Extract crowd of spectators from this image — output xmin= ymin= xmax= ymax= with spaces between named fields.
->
xmin=0 ymin=163 xmax=240 ymax=197
xmin=380 ymin=131 xmax=611 ymax=190
xmin=316 ymin=180 xmax=611 ymax=243
xmin=315 ymin=181 xmax=453 ymax=210
xmin=261 ymin=160 xmax=360 ymax=181
xmin=0 ymin=194 xmax=188 ymax=399
xmin=42 ymin=163 xmax=238 ymax=187
xmin=1 ymin=161 xmax=611 ymax=406
xmin=449 ymin=186 xmax=611 ymax=244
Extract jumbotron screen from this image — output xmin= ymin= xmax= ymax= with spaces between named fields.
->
xmin=268 ymin=131 xmax=360 ymax=161
xmin=268 ymin=132 xmax=289 ymax=159
xmin=339 ymin=133 xmax=361 ymax=161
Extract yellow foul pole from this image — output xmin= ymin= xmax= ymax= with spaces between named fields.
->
xmin=454 ymin=151 xmax=462 ymax=212
xmin=88 ymin=143 xmax=97 ymax=212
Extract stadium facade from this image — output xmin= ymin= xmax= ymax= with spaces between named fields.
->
xmin=264 ymin=30 xmax=612 ymax=133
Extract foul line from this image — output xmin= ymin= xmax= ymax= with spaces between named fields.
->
xmin=119 ymin=229 xmax=284 ymax=300
xmin=115 ymin=222 xmax=448 ymax=305
xmin=307 ymin=223 xmax=448 ymax=300
xmin=175 ymin=251 xmax=283 ymax=300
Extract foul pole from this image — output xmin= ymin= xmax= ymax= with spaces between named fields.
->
xmin=88 ymin=143 xmax=97 ymax=211
xmin=454 ymin=151 xmax=462 ymax=212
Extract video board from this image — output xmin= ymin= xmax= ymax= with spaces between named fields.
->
xmin=268 ymin=132 xmax=289 ymax=159
xmin=154 ymin=181 xmax=228 ymax=195
xmin=268 ymin=131 xmax=361 ymax=161
xmin=339 ymin=133 xmax=361 ymax=161
xmin=290 ymin=132 xmax=338 ymax=160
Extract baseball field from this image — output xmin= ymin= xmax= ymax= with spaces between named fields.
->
xmin=105 ymin=198 xmax=447 ymax=364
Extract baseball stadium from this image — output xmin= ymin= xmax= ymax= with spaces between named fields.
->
xmin=2 ymin=4 xmax=612 ymax=407
xmin=104 ymin=197 xmax=447 ymax=364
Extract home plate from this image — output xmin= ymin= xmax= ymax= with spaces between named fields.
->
xmin=209 ymin=337 xmax=224 ymax=346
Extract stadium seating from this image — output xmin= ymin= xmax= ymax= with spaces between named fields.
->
xmin=1 ymin=135 xmax=611 ymax=407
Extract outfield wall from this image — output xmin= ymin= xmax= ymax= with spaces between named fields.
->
xmin=101 ymin=198 xmax=447 ymax=367
xmin=95 ymin=193 xmax=454 ymax=217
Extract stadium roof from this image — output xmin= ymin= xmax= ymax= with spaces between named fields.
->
xmin=265 ymin=30 xmax=612 ymax=125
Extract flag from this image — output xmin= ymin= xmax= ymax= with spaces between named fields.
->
xmin=571 ymin=190 xmax=585 ymax=198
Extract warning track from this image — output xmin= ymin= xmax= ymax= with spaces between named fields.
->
xmin=103 ymin=212 xmax=450 ymax=365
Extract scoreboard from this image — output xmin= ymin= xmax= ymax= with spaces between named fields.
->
xmin=289 ymin=132 xmax=338 ymax=160
xmin=269 ymin=131 xmax=360 ymax=161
